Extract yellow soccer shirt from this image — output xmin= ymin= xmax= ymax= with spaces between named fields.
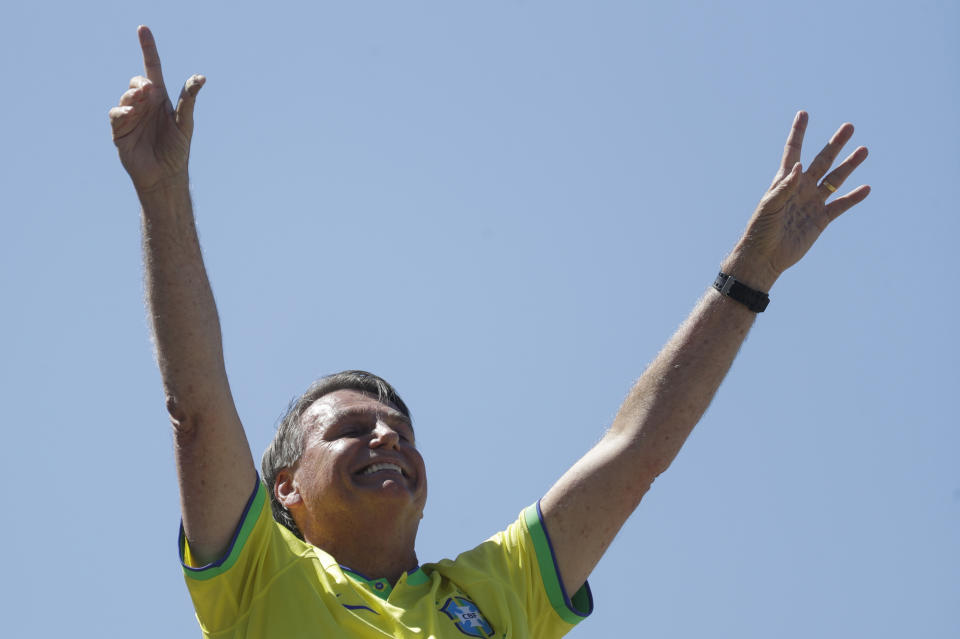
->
xmin=180 ymin=477 xmax=593 ymax=638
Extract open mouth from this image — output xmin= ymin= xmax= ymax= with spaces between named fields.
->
xmin=358 ymin=462 xmax=408 ymax=478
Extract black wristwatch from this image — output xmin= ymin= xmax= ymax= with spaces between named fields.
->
xmin=713 ymin=272 xmax=770 ymax=313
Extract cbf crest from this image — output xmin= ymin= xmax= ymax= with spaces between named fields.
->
xmin=440 ymin=596 xmax=494 ymax=637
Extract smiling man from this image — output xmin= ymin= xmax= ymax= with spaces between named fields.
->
xmin=110 ymin=26 xmax=869 ymax=639
xmin=262 ymin=379 xmax=427 ymax=582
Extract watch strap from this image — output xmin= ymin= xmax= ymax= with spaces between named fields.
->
xmin=713 ymin=272 xmax=770 ymax=313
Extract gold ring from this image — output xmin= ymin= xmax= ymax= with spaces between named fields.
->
xmin=822 ymin=181 xmax=837 ymax=193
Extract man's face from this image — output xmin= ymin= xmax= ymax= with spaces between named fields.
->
xmin=290 ymin=389 xmax=427 ymax=529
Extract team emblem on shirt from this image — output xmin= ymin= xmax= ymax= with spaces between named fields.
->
xmin=440 ymin=596 xmax=495 ymax=637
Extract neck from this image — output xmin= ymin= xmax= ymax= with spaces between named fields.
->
xmin=301 ymin=510 xmax=420 ymax=584
xmin=334 ymin=544 xmax=418 ymax=585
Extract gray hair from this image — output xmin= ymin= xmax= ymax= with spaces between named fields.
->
xmin=260 ymin=370 xmax=411 ymax=539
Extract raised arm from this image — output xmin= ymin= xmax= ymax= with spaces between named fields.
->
xmin=110 ymin=26 xmax=257 ymax=564
xmin=539 ymin=111 xmax=870 ymax=595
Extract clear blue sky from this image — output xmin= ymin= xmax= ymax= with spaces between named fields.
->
xmin=1 ymin=1 xmax=957 ymax=637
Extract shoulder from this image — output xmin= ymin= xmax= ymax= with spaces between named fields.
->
xmin=180 ymin=478 xmax=323 ymax=584
xmin=423 ymin=504 xmax=593 ymax=635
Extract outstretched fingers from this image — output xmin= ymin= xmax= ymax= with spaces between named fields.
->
xmin=819 ymin=146 xmax=868 ymax=198
xmin=825 ymin=184 xmax=871 ymax=222
xmin=806 ymin=122 xmax=854 ymax=181
xmin=138 ymin=25 xmax=166 ymax=93
xmin=175 ymin=74 xmax=206 ymax=135
xmin=779 ymin=111 xmax=808 ymax=177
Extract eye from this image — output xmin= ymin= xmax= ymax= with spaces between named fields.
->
xmin=338 ymin=423 xmax=368 ymax=438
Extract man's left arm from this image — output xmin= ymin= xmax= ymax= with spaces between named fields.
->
xmin=539 ymin=111 xmax=870 ymax=595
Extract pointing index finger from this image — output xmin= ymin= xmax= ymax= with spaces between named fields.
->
xmin=138 ymin=25 xmax=166 ymax=92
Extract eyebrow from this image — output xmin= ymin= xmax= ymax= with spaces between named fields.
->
xmin=332 ymin=405 xmax=414 ymax=430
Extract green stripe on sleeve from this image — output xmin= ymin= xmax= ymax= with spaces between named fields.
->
xmin=180 ymin=479 xmax=267 ymax=581
xmin=523 ymin=503 xmax=593 ymax=625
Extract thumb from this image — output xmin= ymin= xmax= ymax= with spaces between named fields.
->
xmin=176 ymin=74 xmax=206 ymax=136
xmin=763 ymin=162 xmax=801 ymax=210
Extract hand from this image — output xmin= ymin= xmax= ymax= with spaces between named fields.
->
xmin=730 ymin=111 xmax=871 ymax=289
xmin=109 ymin=26 xmax=205 ymax=193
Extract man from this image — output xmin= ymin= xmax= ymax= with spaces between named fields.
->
xmin=109 ymin=25 xmax=869 ymax=638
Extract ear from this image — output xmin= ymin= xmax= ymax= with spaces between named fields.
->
xmin=275 ymin=469 xmax=303 ymax=510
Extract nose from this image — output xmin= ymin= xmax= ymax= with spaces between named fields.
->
xmin=369 ymin=420 xmax=400 ymax=450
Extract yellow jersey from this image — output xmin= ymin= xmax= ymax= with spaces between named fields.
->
xmin=180 ymin=478 xmax=592 ymax=638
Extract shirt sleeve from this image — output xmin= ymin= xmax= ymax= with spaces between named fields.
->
xmin=440 ymin=500 xmax=593 ymax=638
xmin=178 ymin=475 xmax=295 ymax=635
xmin=521 ymin=500 xmax=593 ymax=624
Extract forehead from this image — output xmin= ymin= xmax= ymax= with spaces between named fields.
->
xmin=304 ymin=388 xmax=408 ymax=429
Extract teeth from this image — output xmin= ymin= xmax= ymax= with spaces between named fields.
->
xmin=361 ymin=463 xmax=403 ymax=476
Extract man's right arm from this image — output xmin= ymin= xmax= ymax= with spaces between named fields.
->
xmin=110 ymin=26 xmax=257 ymax=564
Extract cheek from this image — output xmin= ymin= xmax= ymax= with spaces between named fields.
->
xmin=412 ymin=450 xmax=428 ymax=487
xmin=298 ymin=445 xmax=347 ymax=490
